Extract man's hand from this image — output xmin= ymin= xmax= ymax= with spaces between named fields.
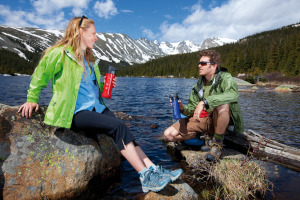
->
xmin=193 ymin=101 xmax=205 ymax=121
xmin=18 ymin=102 xmax=39 ymax=118
xmin=169 ymin=99 xmax=184 ymax=111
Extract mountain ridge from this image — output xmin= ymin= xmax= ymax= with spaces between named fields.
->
xmin=0 ymin=25 xmax=236 ymax=65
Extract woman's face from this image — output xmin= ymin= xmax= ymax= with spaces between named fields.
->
xmin=80 ymin=24 xmax=98 ymax=50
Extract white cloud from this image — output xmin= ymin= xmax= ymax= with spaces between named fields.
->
xmin=0 ymin=5 xmax=35 ymax=27
xmin=26 ymin=12 xmax=69 ymax=30
xmin=159 ymin=0 xmax=300 ymax=43
xmin=164 ymin=15 xmax=173 ymax=20
xmin=31 ymin=0 xmax=91 ymax=15
xmin=72 ymin=7 xmax=84 ymax=16
xmin=120 ymin=10 xmax=133 ymax=13
xmin=94 ymin=0 xmax=118 ymax=19
xmin=142 ymin=28 xmax=159 ymax=40
xmin=0 ymin=0 xmax=90 ymax=30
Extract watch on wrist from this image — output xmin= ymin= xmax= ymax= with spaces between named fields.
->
xmin=203 ymin=99 xmax=209 ymax=109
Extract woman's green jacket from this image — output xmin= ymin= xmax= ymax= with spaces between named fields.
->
xmin=26 ymin=46 xmax=104 ymax=128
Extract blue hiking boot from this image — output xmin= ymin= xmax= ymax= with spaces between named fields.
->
xmin=150 ymin=165 xmax=183 ymax=182
xmin=139 ymin=169 xmax=171 ymax=193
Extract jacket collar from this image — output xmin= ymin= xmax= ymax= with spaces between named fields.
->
xmin=193 ymin=69 xmax=226 ymax=99
xmin=64 ymin=46 xmax=99 ymax=67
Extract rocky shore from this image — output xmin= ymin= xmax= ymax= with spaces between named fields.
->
xmin=0 ymin=104 xmax=198 ymax=199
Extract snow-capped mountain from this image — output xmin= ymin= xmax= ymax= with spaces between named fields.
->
xmin=0 ymin=25 xmax=236 ymax=65
xmin=158 ymin=40 xmax=202 ymax=55
xmin=201 ymin=37 xmax=236 ymax=49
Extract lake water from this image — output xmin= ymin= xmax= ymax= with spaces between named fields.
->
xmin=1 ymin=75 xmax=300 ymax=199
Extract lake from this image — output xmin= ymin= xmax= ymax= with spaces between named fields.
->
xmin=0 ymin=75 xmax=300 ymax=199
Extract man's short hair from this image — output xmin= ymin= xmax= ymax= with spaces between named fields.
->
xmin=199 ymin=49 xmax=221 ymax=66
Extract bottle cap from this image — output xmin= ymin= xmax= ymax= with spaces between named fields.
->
xmin=107 ymin=66 xmax=118 ymax=74
xmin=169 ymin=93 xmax=179 ymax=100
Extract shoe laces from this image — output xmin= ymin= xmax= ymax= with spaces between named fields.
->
xmin=143 ymin=168 xmax=161 ymax=181
xmin=211 ymin=142 xmax=222 ymax=154
xmin=200 ymin=133 xmax=212 ymax=146
xmin=156 ymin=165 xmax=166 ymax=173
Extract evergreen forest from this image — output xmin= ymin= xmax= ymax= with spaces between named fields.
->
xmin=118 ymin=24 xmax=300 ymax=78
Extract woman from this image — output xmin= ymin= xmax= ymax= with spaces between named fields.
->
xmin=18 ymin=16 xmax=182 ymax=193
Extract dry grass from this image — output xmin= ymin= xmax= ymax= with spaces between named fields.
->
xmin=208 ymin=159 xmax=270 ymax=200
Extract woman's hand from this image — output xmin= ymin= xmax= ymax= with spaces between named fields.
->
xmin=18 ymin=102 xmax=39 ymax=118
xmin=103 ymin=76 xmax=117 ymax=87
xmin=113 ymin=76 xmax=117 ymax=88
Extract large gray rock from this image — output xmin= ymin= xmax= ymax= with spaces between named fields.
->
xmin=144 ymin=179 xmax=198 ymax=200
xmin=0 ymin=104 xmax=121 ymax=199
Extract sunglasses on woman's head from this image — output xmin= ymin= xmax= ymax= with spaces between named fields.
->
xmin=79 ymin=15 xmax=88 ymax=27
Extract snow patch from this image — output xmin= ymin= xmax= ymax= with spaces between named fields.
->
xmin=97 ymin=33 xmax=106 ymax=41
xmin=10 ymin=27 xmax=51 ymax=42
xmin=2 ymin=32 xmax=22 ymax=40
xmin=43 ymin=29 xmax=64 ymax=37
xmin=13 ymin=48 xmax=28 ymax=60
xmin=23 ymin=42 xmax=35 ymax=52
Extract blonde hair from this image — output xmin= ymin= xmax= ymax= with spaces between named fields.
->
xmin=44 ymin=17 xmax=95 ymax=76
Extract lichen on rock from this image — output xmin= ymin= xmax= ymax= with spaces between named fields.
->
xmin=0 ymin=103 xmax=121 ymax=199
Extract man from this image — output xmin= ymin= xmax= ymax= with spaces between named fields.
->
xmin=164 ymin=49 xmax=244 ymax=162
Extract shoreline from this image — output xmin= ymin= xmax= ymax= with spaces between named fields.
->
xmin=2 ymin=73 xmax=299 ymax=87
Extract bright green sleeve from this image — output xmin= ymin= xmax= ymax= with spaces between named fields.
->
xmin=27 ymin=49 xmax=63 ymax=103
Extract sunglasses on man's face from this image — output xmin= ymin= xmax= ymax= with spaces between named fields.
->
xmin=79 ymin=15 xmax=88 ymax=27
xmin=198 ymin=61 xmax=214 ymax=66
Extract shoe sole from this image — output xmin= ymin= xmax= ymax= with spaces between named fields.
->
xmin=142 ymin=178 xmax=171 ymax=193
xmin=170 ymin=169 xmax=183 ymax=182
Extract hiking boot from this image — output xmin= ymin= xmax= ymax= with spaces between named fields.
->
xmin=150 ymin=165 xmax=183 ymax=182
xmin=140 ymin=169 xmax=171 ymax=193
xmin=205 ymin=138 xmax=223 ymax=162
xmin=200 ymin=133 xmax=212 ymax=152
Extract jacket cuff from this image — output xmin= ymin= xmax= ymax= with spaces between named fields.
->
xmin=27 ymin=97 xmax=38 ymax=103
xmin=203 ymin=99 xmax=209 ymax=109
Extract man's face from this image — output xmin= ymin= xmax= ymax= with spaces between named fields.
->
xmin=198 ymin=56 xmax=216 ymax=76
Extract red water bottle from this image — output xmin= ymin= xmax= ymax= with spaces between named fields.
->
xmin=102 ymin=66 xmax=118 ymax=99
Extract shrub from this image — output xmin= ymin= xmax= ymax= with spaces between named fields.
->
xmin=245 ymin=76 xmax=256 ymax=84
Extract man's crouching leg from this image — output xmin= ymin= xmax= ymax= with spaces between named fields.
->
xmin=164 ymin=126 xmax=196 ymax=142
xmin=205 ymin=104 xmax=230 ymax=162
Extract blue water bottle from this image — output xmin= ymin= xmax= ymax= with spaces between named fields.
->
xmin=170 ymin=93 xmax=181 ymax=120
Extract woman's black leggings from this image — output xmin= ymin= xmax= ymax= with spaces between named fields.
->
xmin=71 ymin=108 xmax=137 ymax=150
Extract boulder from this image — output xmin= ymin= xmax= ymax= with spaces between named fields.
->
xmin=0 ymin=104 xmax=121 ymax=199
xmin=275 ymin=85 xmax=300 ymax=92
xmin=144 ymin=179 xmax=198 ymax=200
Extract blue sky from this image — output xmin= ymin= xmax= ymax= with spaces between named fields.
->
xmin=0 ymin=0 xmax=300 ymax=44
